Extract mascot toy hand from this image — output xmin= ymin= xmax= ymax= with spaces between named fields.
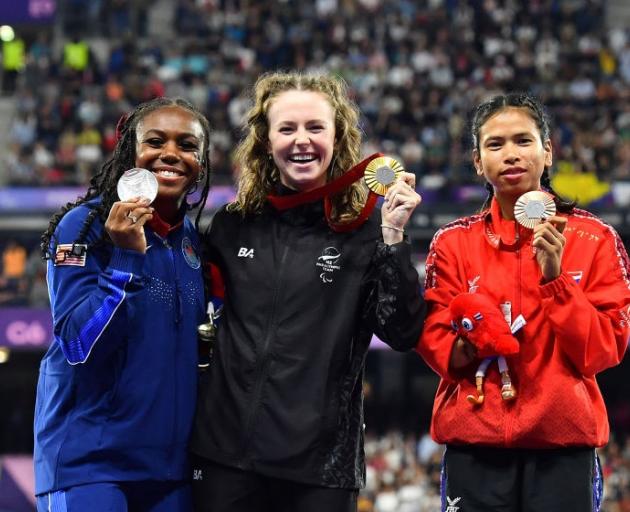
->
xmin=449 ymin=293 xmax=519 ymax=359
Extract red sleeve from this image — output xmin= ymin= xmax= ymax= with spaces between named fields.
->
xmin=540 ymin=227 xmax=630 ymax=376
xmin=415 ymin=231 xmax=469 ymax=382
xmin=204 ymin=262 xmax=225 ymax=300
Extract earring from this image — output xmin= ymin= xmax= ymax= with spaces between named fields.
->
xmin=196 ymin=171 xmax=205 ymax=184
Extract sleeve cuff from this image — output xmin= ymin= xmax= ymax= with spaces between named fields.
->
xmin=374 ymin=239 xmax=411 ymax=265
xmin=539 ymin=271 xmax=574 ymax=298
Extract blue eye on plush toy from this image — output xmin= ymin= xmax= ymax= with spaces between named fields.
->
xmin=461 ymin=317 xmax=474 ymax=331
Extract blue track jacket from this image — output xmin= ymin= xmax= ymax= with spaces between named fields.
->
xmin=34 ymin=198 xmax=205 ymax=495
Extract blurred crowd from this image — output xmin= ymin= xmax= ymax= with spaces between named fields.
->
xmin=0 ymin=240 xmax=48 ymax=308
xmin=3 ymin=0 xmax=630 ymax=206
xmin=360 ymin=431 xmax=630 ymax=511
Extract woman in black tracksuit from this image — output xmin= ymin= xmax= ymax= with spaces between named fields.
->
xmin=191 ymin=71 xmax=426 ymax=512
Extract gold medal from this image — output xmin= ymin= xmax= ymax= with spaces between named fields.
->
xmin=514 ymin=191 xmax=556 ymax=229
xmin=364 ymin=156 xmax=404 ymax=196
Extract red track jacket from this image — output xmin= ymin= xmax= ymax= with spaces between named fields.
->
xmin=417 ymin=198 xmax=630 ymax=448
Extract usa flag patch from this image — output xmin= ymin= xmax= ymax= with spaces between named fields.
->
xmin=567 ymin=271 xmax=583 ymax=283
xmin=54 ymin=244 xmax=87 ymax=267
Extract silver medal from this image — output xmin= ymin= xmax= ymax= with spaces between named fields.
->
xmin=117 ymin=168 xmax=158 ymax=204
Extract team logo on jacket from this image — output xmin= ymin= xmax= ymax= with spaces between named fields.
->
xmin=468 ymin=275 xmax=480 ymax=293
xmin=567 ymin=270 xmax=583 ymax=283
xmin=182 ymin=237 xmax=201 ymax=269
xmin=446 ymin=496 xmax=462 ymax=512
xmin=316 ymin=247 xmax=341 ymax=283
xmin=237 ymin=247 xmax=255 ymax=258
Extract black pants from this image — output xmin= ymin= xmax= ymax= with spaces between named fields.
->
xmin=191 ymin=456 xmax=358 ymax=512
xmin=442 ymin=445 xmax=602 ymax=512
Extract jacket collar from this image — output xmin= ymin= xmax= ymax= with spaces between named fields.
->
xmin=483 ymin=197 xmax=530 ymax=251
xmin=147 ymin=210 xmax=184 ymax=238
xmin=267 ymin=184 xmax=326 ymax=227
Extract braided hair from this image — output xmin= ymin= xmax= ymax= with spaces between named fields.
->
xmin=470 ymin=92 xmax=575 ymax=214
xmin=41 ymin=97 xmax=212 ymax=259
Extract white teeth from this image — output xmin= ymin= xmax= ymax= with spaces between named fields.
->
xmin=156 ymin=170 xmax=180 ymax=177
xmin=289 ymin=154 xmax=316 ymax=162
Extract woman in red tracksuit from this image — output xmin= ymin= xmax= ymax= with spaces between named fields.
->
xmin=417 ymin=93 xmax=630 ymax=512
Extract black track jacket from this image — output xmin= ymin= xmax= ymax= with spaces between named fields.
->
xmin=191 ymin=198 xmax=426 ymax=489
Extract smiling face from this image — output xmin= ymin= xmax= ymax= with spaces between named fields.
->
xmin=135 ymin=106 xmax=205 ymax=216
xmin=473 ymin=107 xmax=552 ymax=217
xmin=267 ymin=90 xmax=336 ymax=192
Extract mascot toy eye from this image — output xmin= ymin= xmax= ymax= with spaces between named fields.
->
xmin=461 ymin=317 xmax=474 ymax=331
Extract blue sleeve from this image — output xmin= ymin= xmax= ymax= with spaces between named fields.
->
xmin=47 ymin=206 xmax=145 ymax=364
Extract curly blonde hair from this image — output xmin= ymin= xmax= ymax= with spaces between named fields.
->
xmin=229 ymin=71 xmax=366 ymax=223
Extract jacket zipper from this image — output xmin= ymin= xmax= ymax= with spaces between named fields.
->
xmin=241 ymin=241 xmax=291 ymax=459
xmin=505 ymin=227 xmax=521 ymax=446
xmin=164 ymin=234 xmax=179 ymax=477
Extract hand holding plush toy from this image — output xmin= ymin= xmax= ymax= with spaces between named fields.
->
xmin=449 ymin=293 xmax=520 ymax=359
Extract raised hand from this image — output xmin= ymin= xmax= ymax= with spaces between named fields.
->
xmin=533 ymin=216 xmax=567 ymax=282
xmin=105 ymin=197 xmax=154 ymax=254
xmin=381 ymin=172 xmax=422 ymax=245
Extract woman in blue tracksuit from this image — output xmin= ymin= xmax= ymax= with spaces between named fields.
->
xmin=34 ymin=97 xmax=211 ymax=511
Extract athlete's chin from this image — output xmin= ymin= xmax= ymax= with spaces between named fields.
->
xmin=157 ymin=183 xmax=192 ymax=200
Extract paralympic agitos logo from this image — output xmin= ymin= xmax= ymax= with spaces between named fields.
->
xmin=316 ymin=247 xmax=341 ymax=284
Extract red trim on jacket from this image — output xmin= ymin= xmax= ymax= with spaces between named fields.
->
xmin=147 ymin=212 xmax=184 ymax=238
xmin=204 ymin=263 xmax=225 ymax=300
xmin=417 ymin=197 xmax=630 ymax=449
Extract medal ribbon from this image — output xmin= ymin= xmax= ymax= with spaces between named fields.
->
xmin=267 ymin=152 xmax=383 ymax=232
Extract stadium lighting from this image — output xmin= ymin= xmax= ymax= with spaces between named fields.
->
xmin=0 ymin=347 xmax=10 ymax=364
xmin=0 ymin=25 xmax=15 ymax=42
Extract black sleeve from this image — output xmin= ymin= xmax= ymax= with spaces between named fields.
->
xmin=200 ymin=208 xmax=228 ymax=304
xmin=200 ymin=207 xmax=226 ymax=265
xmin=361 ymin=239 xmax=427 ymax=351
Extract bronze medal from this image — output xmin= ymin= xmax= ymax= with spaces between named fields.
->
xmin=513 ymin=191 xmax=556 ymax=229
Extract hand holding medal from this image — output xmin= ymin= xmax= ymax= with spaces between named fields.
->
xmin=514 ymin=190 xmax=567 ymax=282
xmin=105 ymin=168 xmax=158 ymax=253
xmin=367 ymin=157 xmax=422 ymax=244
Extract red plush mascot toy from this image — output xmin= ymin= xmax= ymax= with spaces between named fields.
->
xmin=449 ymin=293 xmax=520 ymax=405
